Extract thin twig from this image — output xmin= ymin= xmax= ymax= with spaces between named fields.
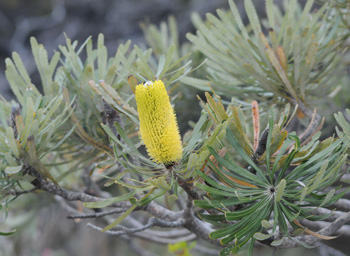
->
xmin=142 ymin=228 xmax=192 ymax=238
xmin=309 ymin=208 xmax=344 ymax=222
xmin=131 ymin=231 xmax=197 ymax=244
xmin=3 ymin=188 xmax=37 ymax=197
xmin=276 ymin=211 xmax=350 ymax=248
xmin=293 ymin=99 xmax=322 ymax=145
xmin=87 ymin=216 xmax=185 ymax=235
xmin=300 ymin=219 xmax=350 ymax=236
xmin=27 ymin=165 xmax=130 ymax=209
xmin=67 ymin=208 xmax=127 ymax=219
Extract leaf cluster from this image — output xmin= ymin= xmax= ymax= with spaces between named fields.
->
xmin=194 ymin=94 xmax=349 ymax=255
xmin=0 ymin=33 xmax=194 ymax=231
xmin=184 ymin=0 xmax=346 ymax=106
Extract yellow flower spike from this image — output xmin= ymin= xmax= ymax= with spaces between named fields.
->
xmin=135 ymin=80 xmax=182 ymax=166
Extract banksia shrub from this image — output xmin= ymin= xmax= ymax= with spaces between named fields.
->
xmin=1 ymin=0 xmax=350 ymax=256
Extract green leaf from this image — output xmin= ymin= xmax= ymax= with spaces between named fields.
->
xmin=6 ymin=127 xmax=19 ymax=158
xmin=159 ymin=44 xmax=175 ymax=79
xmin=306 ymin=160 xmax=328 ymax=194
xmin=30 ymin=37 xmax=53 ymax=96
xmin=4 ymin=153 xmax=18 ymax=166
xmin=194 ymin=198 xmax=244 ymax=209
xmin=276 ymin=179 xmax=286 ymax=202
xmin=266 ymin=0 xmax=275 ymax=29
xmin=261 ymin=220 xmax=273 ymax=229
xmin=228 ymin=0 xmax=248 ymax=39
xmin=245 ymin=0 xmax=262 ymax=39
xmin=271 ymin=237 xmax=285 ymax=246
xmin=101 ymin=204 xmax=137 ymax=232
xmin=83 ymin=191 xmax=136 ymax=208
xmin=4 ymin=165 xmax=23 ymax=175
xmin=97 ymin=33 xmax=107 ymax=79
xmin=266 ymin=109 xmax=274 ymax=173
xmin=319 ymin=189 xmax=335 ymax=208
xmin=299 ymin=187 xmax=307 ymax=204
xmin=183 ymin=111 xmax=208 ymax=153
xmin=225 ymin=198 xmax=268 ymax=221
xmin=225 ymin=128 xmax=268 ymax=184
xmin=253 ymin=232 xmax=271 ymax=241
xmin=207 ymin=147 xmax=265 ymax=187
xmin=0 ymin=229 xmax=16 ymax=236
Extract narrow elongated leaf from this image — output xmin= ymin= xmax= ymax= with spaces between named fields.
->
xmin=6 ymin=127 xmax=19 ymax=158
xmin=0 ymin=229 xmax=16 ymax=236
xmin=266 ymin=0 xmax=275 ymax=29
xmin=4 ymin=165 xmax=23 ymax=174
xmin=253 ymin=232 xmax=271 ymax=241
xmin=225 ymin=128 xmax=268 ymax=183
xmin=83 ymin=191 xmax=136 ymax=209
xmin=276 ymin=179 xmax=286 ymax=202
xmin=271 ymin=237 xmax=285 ymax=246
xmin=101 ymin=204 xmax=137 ymax=232
xmin=319 ymin=189 xmax=335 ymax=208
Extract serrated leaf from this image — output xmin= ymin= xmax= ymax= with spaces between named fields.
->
xmin=245 ymin=0 xmax=262 ymax=38
xmin=228 ymin=0 xmax=248 ymax=39
xmin=30 ymin=37 xmax=53 ymax=96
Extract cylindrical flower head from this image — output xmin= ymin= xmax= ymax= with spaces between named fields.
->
xmin=135 ymin=80 xmax=182 ymax=166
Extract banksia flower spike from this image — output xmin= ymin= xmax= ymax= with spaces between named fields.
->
xmin=135 ymin=80 xmax=182 ymax=166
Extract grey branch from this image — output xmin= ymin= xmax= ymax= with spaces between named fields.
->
xmin=87 ymin=217 xmax=185 ymax=236
xmin=130 ymin=232 xmax=197 ymax=244
xmin=28 ymin=163 xmax=215 ymax=245
xmin=277 ymin=211 xmax=350 ymax=248
xmin=300 ymin=219 xmax=350 ymax=236
xmin=333 ymin=199 xmax=350 ymax=212
xmin=3 ymin=188 xmax=37 ymax=197
xmin=293 ymin=99 xmax=322 ymax=145
xmin=143 ymin=201 xmax=183 ymax=221
xmin=183 ymin=196 xmax=221 ymax=246
xmin=142 ymin=228 xmax=192 ymax=238
xmin=309 ymin=208 xmax=344 ymax=222
xmin=29 ymin=165 xmax=130 ymax=208
xmin=67 ymin=208 xmax=127 ymax=219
